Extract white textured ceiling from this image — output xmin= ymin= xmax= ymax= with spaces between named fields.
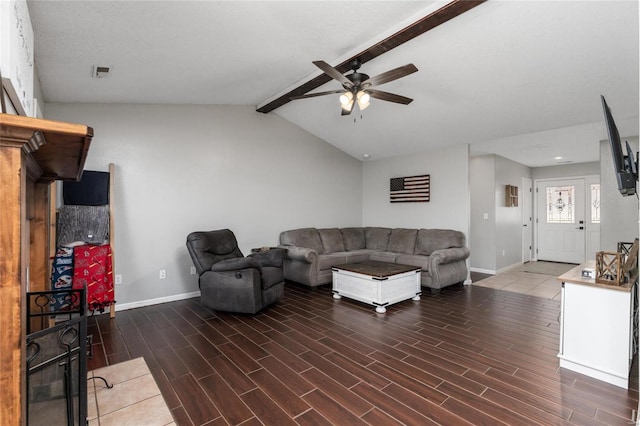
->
xmin=27 ymin=0 xmax=639 ymax=166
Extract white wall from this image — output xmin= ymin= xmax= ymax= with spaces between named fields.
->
xmin=600 ymin=136 xmax=639 ymax=251
xmin=45 ymin=103 xmax=363 ymax=307
xmin=362 ymin=144 xmax=470 ymax=234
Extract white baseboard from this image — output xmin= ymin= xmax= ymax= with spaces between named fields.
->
xmin=471 ymin=262 xmax=522 ymax=276
xmin=496 ymin=262 xmax=523 ymax=275
xmin=470 ymin=267 xmax=496 ymax=275
xmin=108 ymin=291 xmax=201 ymax=313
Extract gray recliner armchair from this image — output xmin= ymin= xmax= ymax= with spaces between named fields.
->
xmin=186 ymin=229 xmax=284 ymax=314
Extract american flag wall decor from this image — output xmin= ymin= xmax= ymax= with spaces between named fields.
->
xmin=390 ymin=174 xmax=430 ymax=203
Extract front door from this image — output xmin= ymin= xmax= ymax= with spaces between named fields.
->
xmin=536 ymin=179 xmax=586 ymax=263
xmin=522 ymin=177 xmax=533 ymax=263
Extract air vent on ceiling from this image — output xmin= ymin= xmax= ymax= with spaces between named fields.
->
xmin=92 ymin=65 xmax=111 ymax=78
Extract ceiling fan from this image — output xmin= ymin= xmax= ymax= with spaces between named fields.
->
xmin=291 ymin=59 xmax=418 ymax=116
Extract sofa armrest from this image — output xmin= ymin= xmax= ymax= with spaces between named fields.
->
xmin=279 ymin=246 xmax=317 ymax=264
xmin=211 ymin=257 xmax=259 ymax=273
xmin=249 ymin=248 xmax=286 ymax=268
xmin=430 ymin=247 xmax=470 ymax=266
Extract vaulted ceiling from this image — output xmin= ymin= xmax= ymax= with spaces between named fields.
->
xmin=27 ymin=1 xmax=639 ymax=166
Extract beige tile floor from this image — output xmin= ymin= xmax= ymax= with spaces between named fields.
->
xmin=88 ymin=357 xmax=174 ymax=426
xmin=472 ymin=262 xmax=575 ymax=300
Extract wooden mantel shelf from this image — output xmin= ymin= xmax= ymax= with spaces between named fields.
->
xmin=0 ymin=113 xmax=93 ymax=425
xmin=0 ymin=113 xmax=93 ymax=182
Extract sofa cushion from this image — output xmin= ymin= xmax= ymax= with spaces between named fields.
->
xmin=369 ymin=251 xmax=398 ymax=263
xmin=280 ymin=228 xmax=324 ymax=254
xmin=341 ymin=228 xmax=366 ymax=251
xmin=318 ymin=228 xmax=345 ymax=253
xmin=365 ymin=227 xmax=391 ymax=250
xmin=343 ymin=249 xmax=375 ymax=264
xmin=388 ymin=229 xmax=418 ymax=254
xmin=395 ymin=254 xmax=430 ymax=271
xmin=415 ymin=229 xmax=465 ymax=256
xmin=317 ymin=253 xmax=349 ymax=271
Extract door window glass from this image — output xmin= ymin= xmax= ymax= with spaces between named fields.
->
xmin=546 ymin=186 xmax=574 ymax=223
xmin=590 ymin=184 xmax=600 ymax=223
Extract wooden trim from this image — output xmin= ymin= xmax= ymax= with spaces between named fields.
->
xmin=109 ymin=163 xmax=116 ymax=319
xmin=23 ymin=153 xmax=44 ymax=182
xmin=0 ymin=145 xmax=27 ymax=426
xmin=29 ymin=182 xmax=50 ymax=293
xmin=0 ymin=113 xmax=92 ymax=182
xmin=0 ymin=114 xmax=93 ymax=425
xmin=0 ymin=113 xmax=92 ymax=138
xmin=256 ymin=0 xmax=486 ymax=114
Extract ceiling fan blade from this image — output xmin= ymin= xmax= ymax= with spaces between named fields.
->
xmin=312 ymin=60 xmax=353 ymax=89
xmin=362 ymin=64 xmax=418 ymax=87
xmin=290 ymin=90 xmax=344 ymax=100
xmin=367 ymin=89 xmax=413 ymax=105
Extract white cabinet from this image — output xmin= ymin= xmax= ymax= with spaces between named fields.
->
xmin=558 ymin=263 xmax=637 ymax=389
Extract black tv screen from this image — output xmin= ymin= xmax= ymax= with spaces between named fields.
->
xmin=601 ymin=95 xmax=636 ymax=196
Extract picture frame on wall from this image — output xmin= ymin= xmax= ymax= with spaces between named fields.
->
xmin=390 ymin=174 xmax=430 ymax=203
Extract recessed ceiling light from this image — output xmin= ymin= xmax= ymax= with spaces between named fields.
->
xmin=362 ymin=153 xmax=371 ymax=159
xmin=554 ymin=156 xmax=563 ymax=160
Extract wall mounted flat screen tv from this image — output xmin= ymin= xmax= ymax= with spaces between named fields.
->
xmin=601 ymin=95 xmax=637 ymax=196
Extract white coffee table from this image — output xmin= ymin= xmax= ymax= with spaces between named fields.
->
xmin=331 ymin=261 xmax=421 ymax=313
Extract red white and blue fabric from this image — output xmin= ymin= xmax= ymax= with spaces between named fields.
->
xmin=72 ymin=244 xmax=115 ymax=313
xmin=50 ymin=247 xmax=75 ymax=310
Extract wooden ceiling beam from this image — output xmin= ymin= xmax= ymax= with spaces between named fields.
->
xmin=256 ymin=0 xmax=486 ymax=114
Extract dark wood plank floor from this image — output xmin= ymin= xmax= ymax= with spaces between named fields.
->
xmin=88 ymin=283 xmax=639 ymax=425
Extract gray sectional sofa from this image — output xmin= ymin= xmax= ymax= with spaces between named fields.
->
xmin=279 ymin=227 xmax=469 ymax=293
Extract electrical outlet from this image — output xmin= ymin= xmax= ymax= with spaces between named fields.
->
xmin=190 ymin=266 xmax=196 ymax=275
xmin=114 ymin=274 xmax=122 ymax=285
xmin=159 ymin=269 xmax=166 ymax=279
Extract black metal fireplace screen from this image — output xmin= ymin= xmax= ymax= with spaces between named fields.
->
xmin=26 ymin=289 xmax=87 ymax=426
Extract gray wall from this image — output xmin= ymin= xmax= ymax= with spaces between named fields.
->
xmin=46 ymin=103 xmax=363 ymax=308
xmin=469 ymin=154 xmax=532 ymax=273
xmin=532 ymin=162 xmax=600 ymax=180
xmin=469 ymin=155 xmax=496 ymax=271
xmin=362 ymin=144 xmax=470 ymax=234
xmin=44 ymin=101 xmax=638 ymax=307
xmin=600 ymin=136 xmax=639 ymax=251
xmin=494 ymin=156 xmax=532 ymax=271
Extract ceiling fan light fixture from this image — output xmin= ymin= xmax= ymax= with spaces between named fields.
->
xmin=339 ymin=91 xmax=353 ymax=107
xmin=341 ymin=100 xmax=354 ymax=112
xmin=294 ymin=60 xmax=417 ymax=115
xmin=356 ymin=90 xmax=370 ymax=110
xmin=340 ymin=91 xmax=355 ymax=112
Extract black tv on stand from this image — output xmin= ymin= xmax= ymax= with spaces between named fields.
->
xmin=601 ymin=95 xmax=637 ymax=196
